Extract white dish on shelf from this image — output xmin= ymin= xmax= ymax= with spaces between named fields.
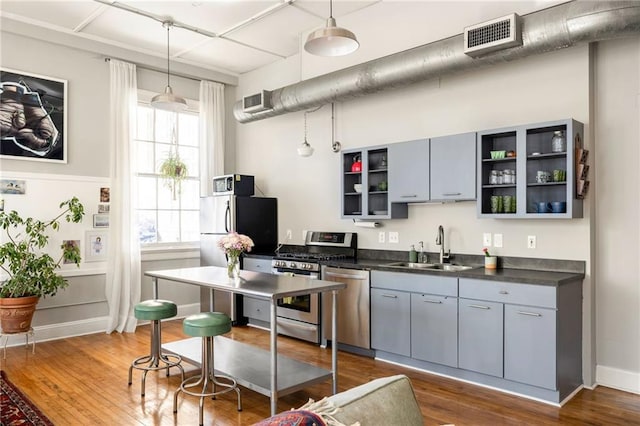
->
xmin=373 ymin=210 xmax=388 ymax=215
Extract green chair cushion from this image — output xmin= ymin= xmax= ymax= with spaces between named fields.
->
xmin=183 ymin=312 xmax=231 ymax=337
xmin=134 ymin=299 xmax=177 ymax=321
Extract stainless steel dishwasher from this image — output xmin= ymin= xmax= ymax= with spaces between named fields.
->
xmin=321 ymin=266 xmax=373 ymax=357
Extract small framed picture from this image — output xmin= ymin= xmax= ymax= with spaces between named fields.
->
xmin=98 ymin=203 xmax=110 ymax=213
xmin=85 ymin=230 xmax=107 ymax=262
xmin=93 ymin=213 xmax=109 ymax=228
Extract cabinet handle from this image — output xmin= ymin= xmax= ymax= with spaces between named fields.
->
xmin=499 ymin=290 xmax=509 ymax=294
xmin=468 ymin=304 xmax=490 ymax=310
xmin=442 ymin=192 xmax=462 ymax=196
xmin=517 ymin=311 xmax=542 ymax=317
xmin=400 ymin=195 xmax=417 ymax=198
xmin=324 ymin=271 xmax=368 ymax=280
xmin=423 ymin=299 xmax=443 ymax=304
xmin=381 ymin=294 xmax=398 ymax=299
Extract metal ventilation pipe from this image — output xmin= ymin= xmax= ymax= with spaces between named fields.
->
xmin=234 ymin=0 xmax=640 ymax=123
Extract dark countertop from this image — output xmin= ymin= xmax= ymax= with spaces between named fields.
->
xmin=319 ymin=259 xmax=584 ymax=287
xmin=245 ymin=252 xmax=585 ymax=287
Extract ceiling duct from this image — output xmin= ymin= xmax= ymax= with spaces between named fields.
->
xmin=464 ymin=13 xmax=522 ymax=57
xmin=234 ymin=0 xmax=640 ymax=123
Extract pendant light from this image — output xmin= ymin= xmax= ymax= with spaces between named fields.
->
xmin=304 ymin=0 xmax=359 ymax=57
xmin=297 ymin=111 xmax=314 ymax=157
xmin=151 ymin=21 xmax=187 ymax=111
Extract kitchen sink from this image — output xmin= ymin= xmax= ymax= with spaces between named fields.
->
xmin=386 ymin=262 xmax=476 ymax=272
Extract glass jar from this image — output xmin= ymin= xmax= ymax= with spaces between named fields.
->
xmin=551 ymin=130 xmax=566 ymax=153
xmin=489 ymin=170 xmax=498 ymax=185
xmin=497 ymin=171 xmax=504 ymax=185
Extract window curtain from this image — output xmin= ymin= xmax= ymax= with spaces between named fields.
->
xmin=106 ymin=59 xmax=141 ymax=333
xmin=199 ymin=80 xmax=225 ymax=196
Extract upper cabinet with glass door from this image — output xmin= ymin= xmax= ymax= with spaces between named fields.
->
xmin=477 ymin=118 xmax=584 ymax=219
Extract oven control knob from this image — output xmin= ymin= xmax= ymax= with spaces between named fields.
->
xmin=304 ymin=264 xmax=311 ymax=270
xmin=289 ymin=262 xmax=296 ymax=268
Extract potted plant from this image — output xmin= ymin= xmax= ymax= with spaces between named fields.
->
xmin=159 ymin=150 xmax=188 ymax=200
xmin=0 ymin=197 xmax=84 ymax=333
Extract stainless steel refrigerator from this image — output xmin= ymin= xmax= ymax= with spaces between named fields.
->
xmin=200 ymin=195 xmax=278 ymax=322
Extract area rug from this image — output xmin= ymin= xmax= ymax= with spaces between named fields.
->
xmin=1 ymin=370 xmax=54 ymax=426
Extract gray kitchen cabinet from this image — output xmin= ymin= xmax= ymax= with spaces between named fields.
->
xmin=388 ymin=139 xmax=430 ymax=203
xmin=504 ymin=304 xmax=557 ymax=390
xmin=411 ymin=293 xmax=458 ymax=367
xmin=430 ymin=132 xmax=476 ymax=201
xmin=370 ymin=288 xmax=411 ymax=357
xmin=242 ymin=256 xmax=272 ymax=325
xmin=342 ymin=147 xmax=408 ymax=219
xmin=458 ymin=298 xmax=504 ymax=377
xmin=477 ymin=118 xmax=584 ymax=218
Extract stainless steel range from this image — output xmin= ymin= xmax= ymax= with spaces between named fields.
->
xmin=271 ymin=231 xmax=357 ymax=344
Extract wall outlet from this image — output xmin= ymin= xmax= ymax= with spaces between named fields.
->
xmin=493 ymin=233 xmax=503 ymax=248
xmin=378 ymin=231 xmax=385 ymax=243
xmin=388 ymin=232 xmax=399 ymax=243
xmin=285 ymin=229 xmax=292 ymax=240
xmin=483 ymin=233 xmax=492 ymax=247
xmin=527 ymin=235 xmax=536 ymax=249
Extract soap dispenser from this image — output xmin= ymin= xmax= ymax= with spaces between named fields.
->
xmin=409 ymin=245 xmax=417 ymax=263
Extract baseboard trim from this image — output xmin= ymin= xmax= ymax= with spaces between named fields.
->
xmin=596 ymin=365 xmax=640 ymax=394
xmin=1 ymin=303 xmax=202 ymax=349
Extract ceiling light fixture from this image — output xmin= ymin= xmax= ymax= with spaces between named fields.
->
xmin=304 ymin=0 xmax=359 ymax=57
xmin=151 ymin=21 xmax=187 ymax=111
xmin=297 ymin=111 xmax=314 ymax=157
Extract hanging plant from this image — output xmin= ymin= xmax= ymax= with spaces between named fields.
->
xmin=159 ymin=129 xmax=188 ymax=200
xmin=159 ymin=151 xmax=188 ymax=200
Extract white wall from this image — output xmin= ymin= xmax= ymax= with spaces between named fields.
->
xmin=234 ymin=18 xmax=638 ymax=392
xmin=593 ymin=36 xmax=640 ymax=393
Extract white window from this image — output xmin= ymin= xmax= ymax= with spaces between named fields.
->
xmin=134 ymin=94 xmax=200 ymax=245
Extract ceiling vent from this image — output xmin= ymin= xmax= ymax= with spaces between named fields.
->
xmin=242 ymin=90 xmax=272 ymax=113
xmin=464 ymin=13 xmax=522 ymax=57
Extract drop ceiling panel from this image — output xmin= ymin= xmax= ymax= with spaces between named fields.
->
xmin=0 ymin=0 xmax=101 ymax=30
xmin=181 ymin=38 xmax=279 ymax=74
xmin=123 ymin=1 xmax=278 ymax=33
xmin=228 ymin=6 xmax=324 ymax=58
xmin=82 ymin=7 xmax=209 ymax=53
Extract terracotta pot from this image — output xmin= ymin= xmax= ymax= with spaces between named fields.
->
xmin=0 ymin=295 xmax=40 ymax=333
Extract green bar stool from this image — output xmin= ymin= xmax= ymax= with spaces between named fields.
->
xmin=173 ymin=312 xmax=241 ymax=426
xmin=128 ymin=299 xmax=184 ymax=396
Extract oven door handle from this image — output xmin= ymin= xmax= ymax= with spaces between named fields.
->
xmin=324 ymin=271 xmax=368 ymax=280
xmin=276 ymin=318 xmax=317 ymax=331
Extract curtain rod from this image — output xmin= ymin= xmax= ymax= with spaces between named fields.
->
xmin=104 ymin=57 xmax=225 ymax=85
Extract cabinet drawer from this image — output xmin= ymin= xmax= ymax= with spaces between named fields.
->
xmin=459 ymin=278 xmax=556 ymax=309
xmin=243 ymin=296 xmax=270 ymax=322
xmin=243 ymin=257 xmax=272 ymax=273
xmin=371 ymin=270 xmax=457 ymax=296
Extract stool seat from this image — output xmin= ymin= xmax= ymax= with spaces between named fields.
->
xmin=134 ymin=299 xmax=178 ymax=321
xmin=183 ymin=312 xmax=231 ymax=337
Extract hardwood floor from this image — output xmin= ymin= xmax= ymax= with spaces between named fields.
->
xmin=1 ymin=321 xmax=638 ymax=425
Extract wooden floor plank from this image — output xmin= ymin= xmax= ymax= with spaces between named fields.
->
xmin=1 ymin=321 xmax=638 ymax=425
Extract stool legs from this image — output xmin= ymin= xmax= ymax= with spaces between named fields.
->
xmin=173 ymin=336 xmax=241 ymax=426
xmin=128 ymin=318 xmax=184 ymax=396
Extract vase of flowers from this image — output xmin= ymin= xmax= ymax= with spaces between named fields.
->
xmin=218 ymin=232 xmax=254 ymax=279
xmin=483 ymin=247 xmax=497 ymax=269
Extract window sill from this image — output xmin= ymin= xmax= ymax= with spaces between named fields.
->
xmin=141 ymin=243 xmax=200 ymax=262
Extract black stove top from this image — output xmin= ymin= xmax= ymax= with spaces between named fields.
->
xmin=275 ymin=252 xmax=351 ymax=262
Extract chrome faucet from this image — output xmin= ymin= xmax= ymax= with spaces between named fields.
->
xmin=436 ymin=225 xmax=450 ymax=264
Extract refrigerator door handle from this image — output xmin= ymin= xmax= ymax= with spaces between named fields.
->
xmin=225 ymin=202 xmax=230 ymax=233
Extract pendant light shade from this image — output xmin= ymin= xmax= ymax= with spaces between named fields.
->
xmin=304 ymin=0 xmax=359 ymax=57
xmin=151 ymin=21 xmax=187 ymax=111
xmin=297 ymin=111 xmax=314 ymax=157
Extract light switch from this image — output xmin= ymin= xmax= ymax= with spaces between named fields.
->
xmin=483 ymin=233 xmax=492 ymax=247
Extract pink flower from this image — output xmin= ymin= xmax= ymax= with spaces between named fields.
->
xmin=218 ymin=232 xmax=254 ymax=258
xmin=482 ymin=247 xmax=491 ymax=257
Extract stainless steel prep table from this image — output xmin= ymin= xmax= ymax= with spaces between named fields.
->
xmin=145 ymin=266 xmax=346 ymax=415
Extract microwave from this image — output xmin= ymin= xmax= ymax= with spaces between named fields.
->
xmin=212 ymin=174 xmax=255 ymax=196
